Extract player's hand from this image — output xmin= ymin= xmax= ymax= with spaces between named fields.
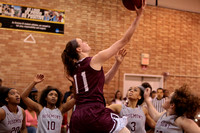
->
xmin=135 ymin=0 xmax=146 ymax=16
xmin=34 ymin=74 xmax=44 ymax=83
xmin=115 ymin=49 xmax=127 ymax=64
xmin=144 ymin=87 xmax=151 ymax=101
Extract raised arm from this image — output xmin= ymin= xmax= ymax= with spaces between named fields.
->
xmin=144 ymin=88 xmax=164 ymax=121
xmin=91 ymin=0 xmax=146 ymax=70
xmin=21 ymin=74 xmax=44 ymax=114
xmin=105 ymin=49 xmax=127 ymax=84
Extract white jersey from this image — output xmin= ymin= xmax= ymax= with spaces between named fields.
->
xmin=0 ymin=105 xmax=23 ymax=133
xmin=119 ymin=104 xmax=146 ymax=133
xmin=37 ymin=107 xmax=63 ymax=133
xmin=152 ymin=98 xmax=166 ymax=113
xmin=155 ymin=112 xmax=183 ymax=133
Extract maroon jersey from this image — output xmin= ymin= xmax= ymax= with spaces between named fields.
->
xmin=70 ymin=57 xmax=128 ymax=133
xmin=73 ymin=57 xmax=105 ymax=106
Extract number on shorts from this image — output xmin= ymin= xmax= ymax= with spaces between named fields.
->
xmin=131 ymin=121 xmax=136 ymax=131
xmin=47 ymin=121 xmax=55 ymax=130
xmin=74 ymin=71 xmax=89 ymax=94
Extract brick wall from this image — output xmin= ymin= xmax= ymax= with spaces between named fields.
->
xmin=0 ymin=0 xmax=200 ymax=103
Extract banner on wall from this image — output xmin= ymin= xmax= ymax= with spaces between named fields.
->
xmin=0 ymin=3 xmax=65 ymax=35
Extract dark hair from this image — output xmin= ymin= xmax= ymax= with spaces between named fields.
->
xmin=115 ymin=90 xmax=122 ymax=100
xmin=0 ymin=86 xmax=13 ymax=106
xmin=0 ymin=78 xmax=2 ymax=82
xmin=139 ymin=82 xmax=152 ymax=105
xmin=170 ymin=84 xmax=200 ymax=119
xmin=141 ymin=82 xmax=152 ymax=91
xmin=111 ymin=90 xmax=122 ymax=103
xmin=39 ymin=86 xmax=62 ymax=108
xmin=157 ymin=88 xmax=164 ymax=92
xmin=137 ymin=86 xmax=145 ymax=105
xmin=61 ymin=39 xmax=80 ymax=77
xmin=163 ymin=89 xmax=169 ymax=98
xmin=62 ymin=85 xmax=73 ymax=103
xmin=29 ymin=88 xmax=38 ymax=102
xmin=150 ymin=90 xmax=156 ymax=96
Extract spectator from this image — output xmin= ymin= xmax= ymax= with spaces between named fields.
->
xmin=63 ymin=85 xmax=73 ymax=103
xmin=150 ymin=90 xmax=156 ymax=99
xmin=163 ymin=89 xmax=169 ymax=98
xmin=111 ymin=90 xmax=123 ymax=105
xmin=25 ymin=88 xmax=38 ymax=133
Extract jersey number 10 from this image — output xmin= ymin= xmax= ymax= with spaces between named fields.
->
xmin=47 ymin=121 xmax=55 ymax=130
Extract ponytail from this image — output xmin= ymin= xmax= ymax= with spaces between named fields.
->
xmin=61 ymin=39 xmax=80 ymax=77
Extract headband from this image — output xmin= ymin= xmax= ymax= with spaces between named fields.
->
xmin=138 ymin=85 xmax=145 ymax=92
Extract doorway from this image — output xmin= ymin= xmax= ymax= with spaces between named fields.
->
xmin=123 ymin=73 xmax=163 ymax=97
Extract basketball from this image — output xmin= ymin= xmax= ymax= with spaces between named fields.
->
xmin=122 ymin=0 xmax=143 ymax=11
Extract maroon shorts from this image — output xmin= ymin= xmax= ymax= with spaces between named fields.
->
xmin=69 ymin=103 xmax=119 ymax=133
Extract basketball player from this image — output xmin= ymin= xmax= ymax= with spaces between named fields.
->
xmin=21 ymin=74 xmax=75 ymax=133
xmin=144 ymin=85 xmax=200 ymax=133
xmin=61 ymin=0 xmax=146 ymax=132
xmin=0 ymin=86 xmax=27 ymax=133
xmin=107 ymin=86 xmax=156 ymax=133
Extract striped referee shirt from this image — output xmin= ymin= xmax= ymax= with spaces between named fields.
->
xmin=152 ymin=98 xmax=166 ymax=113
